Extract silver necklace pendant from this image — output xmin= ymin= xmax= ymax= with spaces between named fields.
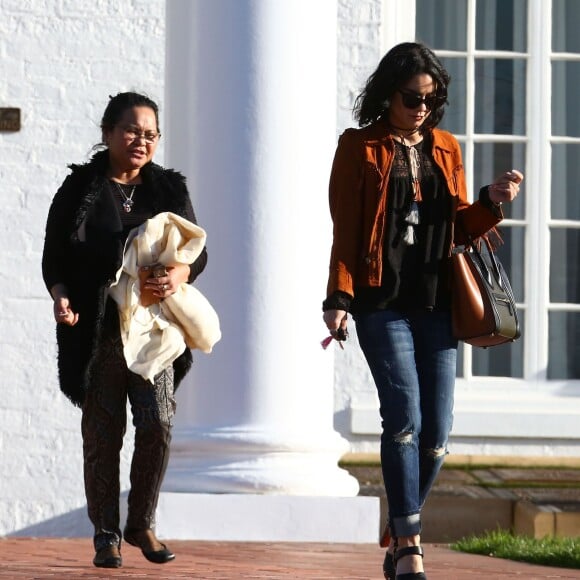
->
xmin=114 ymin=182 xmax=136 ymax=213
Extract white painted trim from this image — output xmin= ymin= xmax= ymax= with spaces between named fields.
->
xmin=525 ymin=0 xmax=552 ymax=382
xmin=157 ymin=493 xmax=380 ymax=543
xmin=380 ymin=0 xmax=415 ymax=53
xmin=349 ymin=386 xmax=580 ymax=439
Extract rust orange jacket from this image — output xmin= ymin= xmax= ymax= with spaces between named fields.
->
xmin=326 ymin=121 xmax=502 ymax=299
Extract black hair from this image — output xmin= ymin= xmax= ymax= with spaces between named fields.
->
xmin=353 ymin=42 xmax=450 ymax=129
xmin=100 ymin=91 xmax=160 ymax=135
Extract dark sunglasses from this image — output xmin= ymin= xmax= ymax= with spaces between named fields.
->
xmin=397 ymin=90 xmax=446 ymax=110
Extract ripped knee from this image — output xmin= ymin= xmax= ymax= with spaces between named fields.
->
xmin=425 ymin=446 xmax=447 ymax=459
xmin=392 ymin=431 xmax=414 ymax=445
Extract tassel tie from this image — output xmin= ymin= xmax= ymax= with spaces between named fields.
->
xmin=402 ymin=138 xmax=422 ymax=246
xmin=404 ymin=200 xmax=419 ymax=245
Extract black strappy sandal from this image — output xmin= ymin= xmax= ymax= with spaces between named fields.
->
xmin=380 ymin=524 xmax=396 ymax=580
xmin=394 ymin=545 xmax=426 ymax=580
xmin=383 ymin=550 xmax=396 ymax=580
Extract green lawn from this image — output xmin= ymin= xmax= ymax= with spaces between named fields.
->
xmin=452 ymin=530 xmax=580 ymax=569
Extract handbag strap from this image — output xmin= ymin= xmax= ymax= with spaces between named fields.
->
xmin=463 ymin=233 xmax=507 ymax=289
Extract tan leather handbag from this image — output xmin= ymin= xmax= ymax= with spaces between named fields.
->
xmin=451 ymin=236 xmax=520 ymax=347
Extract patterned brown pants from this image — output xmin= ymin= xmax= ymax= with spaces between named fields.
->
xmin=81 ymin=309 xmax=175 ymax=549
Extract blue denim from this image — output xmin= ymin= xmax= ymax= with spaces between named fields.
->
xmin=353 ymin=308 xmax=457 ymax=538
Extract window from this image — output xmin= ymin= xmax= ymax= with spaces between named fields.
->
xmin=417 ymin=0 xmax=527 ymax=379
xmin=417 ymin=0 xmax=580 ymax=384
xmin=549 ymin=0 xmax=580 ymax=379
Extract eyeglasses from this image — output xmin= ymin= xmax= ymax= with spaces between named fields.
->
xmin=397 ymin=90 xmax=446 ymax=110
xmin=119 ymin=125 xmax=161 ymax=144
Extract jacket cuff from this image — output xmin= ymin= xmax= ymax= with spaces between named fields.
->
xmin=479 ymin=185 xmax=503 ymax=218
xmin=322 ymin=291 xmax=352 ymax=312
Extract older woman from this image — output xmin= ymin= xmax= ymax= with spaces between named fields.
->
xmin=322 ymin=43 xmax=522 ymax=579
xmin=42 ymin=92 xmax=207 ymax=568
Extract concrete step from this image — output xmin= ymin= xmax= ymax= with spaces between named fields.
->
xmin=343 ymin=463 xmax=580 ymax=542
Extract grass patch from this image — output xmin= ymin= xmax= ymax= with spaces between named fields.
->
xmin=452 ymin=529 xmax=580 ymax=569
xmin=443 ymin=463 xmax=580 ymax=472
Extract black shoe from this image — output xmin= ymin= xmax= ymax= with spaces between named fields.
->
xmin=124 ymin=527 xmax=175 ymax=564
xmin=394 ymin=545 xmax=426 ymax=580
xmin=383 ymin=550 xmax=396 ymax=580
xmin=93 ymin=544 xmax=122 ymax=568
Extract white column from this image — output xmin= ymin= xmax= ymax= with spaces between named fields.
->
xmin=163 ymin=0 xmax=359 ymax=499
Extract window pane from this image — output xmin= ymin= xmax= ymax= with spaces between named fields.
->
xmin=438 ymin=57 xmax=466 ymax=135
xmin=474 ymin=142 xmax=526 ymax=220
xmin=550 ymin=229 xmax=580 ymax=303
xmin=472 ymin=232 xmax=525 ymax=377
xmin=475 ymin=59 xmax=526 ymax=135
xmin=472 ymin=318 xmax=524 ymax=377
xmin=548 ymin=312 xmax=580 ymax=379
xmin=456 ymin=234 xmax=525 ymax=379
xmin=551 ymin=144 xmax=580 ymax=220
xmin=496 ymin=226 xmax=525 ymax=304
xmin=552 ymin=62 xmax=580 ymax=137
xmin=552 ymin=0 xmax=580 ymax=53
xmin=416 ymin=0 xmax=467 ymax=51
xmin=476 ymin=0 xmax=527 ymax=52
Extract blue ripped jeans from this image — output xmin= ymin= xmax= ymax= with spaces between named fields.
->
xmin=353 ymin=308 xmax=457 ymax=538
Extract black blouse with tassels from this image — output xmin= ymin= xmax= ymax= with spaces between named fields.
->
xmin=351 ymin=136 xmax=453 ymax=313
xmin=323 ymin=136 xmax=501 ymax=315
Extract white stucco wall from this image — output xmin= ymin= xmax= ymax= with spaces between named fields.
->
xmin=0 ymin=0 xmax=166 ymax=536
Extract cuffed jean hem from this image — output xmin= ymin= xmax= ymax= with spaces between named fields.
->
xmin=391 ymin=513 xmax=422 ymax=538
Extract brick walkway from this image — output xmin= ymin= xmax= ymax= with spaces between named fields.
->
xmin=1 ymin=539 xmax=579 ymax=579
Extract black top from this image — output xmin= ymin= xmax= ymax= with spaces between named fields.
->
xmin=351 ymin=137 xmax=452 ymax=313
xmin=109 ymin=181 xmax=153 ymax=237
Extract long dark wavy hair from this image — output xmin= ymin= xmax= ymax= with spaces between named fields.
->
xmin=353 ymin=42 xmax=450 ymax=129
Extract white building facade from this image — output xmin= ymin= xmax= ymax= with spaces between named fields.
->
xmin=0 ymin=0 xmax=578 ymax=537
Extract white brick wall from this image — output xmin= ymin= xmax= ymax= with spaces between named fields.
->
xmin=0 ymin=0 xmax=166 ymax=536
xmin=334 ymin=0 xmax=385 ymax=453
xmin=336 ymin=0 xmax=383 ymax=133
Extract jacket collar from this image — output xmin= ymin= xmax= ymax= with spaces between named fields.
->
xmin=358 ymin=119 xmax=455 ymax=153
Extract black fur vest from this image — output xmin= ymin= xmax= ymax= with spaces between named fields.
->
xmin=42 ymin=150 xmax=199 ymax=406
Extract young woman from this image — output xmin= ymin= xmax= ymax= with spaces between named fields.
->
xmin=322 ymin=43 xmax=522 ymax=579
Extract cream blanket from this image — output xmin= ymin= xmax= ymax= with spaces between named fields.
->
xmin=108 ymin=212 xmax=221 ymax=382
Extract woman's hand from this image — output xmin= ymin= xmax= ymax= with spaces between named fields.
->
xmin=143 ymin=263 xmax=191 ymax=299
xmin=50 ymin=284 xmax=79 ymax=326
xmin=323 ymin=309 xmax=348 ymax=335
xmin=488 ymin=169 xmax=524 ymax=205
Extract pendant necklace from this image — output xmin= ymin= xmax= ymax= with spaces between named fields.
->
xmin=401 ymin=135 xmax=422 ymax=201
xmin=114 ymin=182 xmax=136 ymax=213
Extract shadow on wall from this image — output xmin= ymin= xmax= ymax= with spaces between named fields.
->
xmin=7 ymin=493 xmax=129 ymax=538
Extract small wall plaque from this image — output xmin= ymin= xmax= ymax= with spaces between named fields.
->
xmin=0 ymin=108 xmax=21 ymax=132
